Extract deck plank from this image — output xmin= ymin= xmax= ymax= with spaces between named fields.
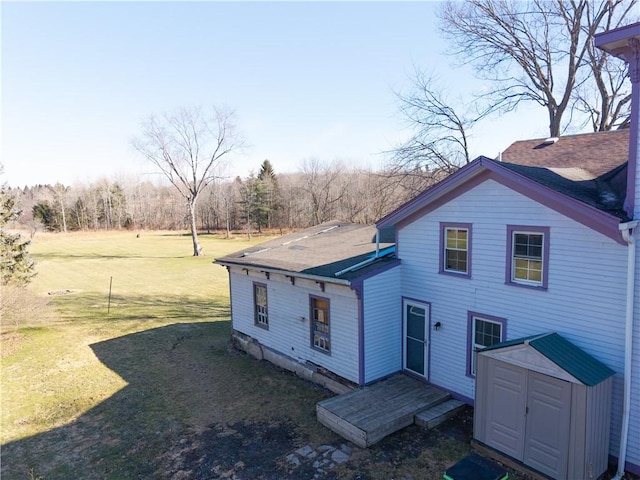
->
xmin=316 ymin=373 xmax=451 ymax=447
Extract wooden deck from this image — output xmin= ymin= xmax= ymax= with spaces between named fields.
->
xmin=316 ymin=373 xmax=451 ymax=448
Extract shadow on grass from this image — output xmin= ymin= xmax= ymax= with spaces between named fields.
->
xmin=1 ymin=321 xmax=334 ymax=480
xmin=51 ymin=292 xmax=231 ymax=323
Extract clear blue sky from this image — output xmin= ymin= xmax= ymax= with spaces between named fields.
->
xmin=1 ymin=1 xmax=549 ymax=188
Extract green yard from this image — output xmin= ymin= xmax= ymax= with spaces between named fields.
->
xmin=2 ymin=231 xmax=476 ymax=479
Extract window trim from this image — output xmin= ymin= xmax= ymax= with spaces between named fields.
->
xmin=310 ymin=294 xmax=331 ymax=354
xmin=466 ymin=312 xmax=506 ymax=379
xmin=253 ymin=282 xmax=269 ymax=329
xmin=505 ymin=225 xmax=550 ymax=290
xmin=439 ymin=222 xmax=472 ymax=278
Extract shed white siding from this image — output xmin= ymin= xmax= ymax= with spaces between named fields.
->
xmin=362 ymin=265 xmax=402 ymax=383
xmin=228 ymin=267 xmax=360 ymax=383
xmin=397 ymin=178 xmax=628 ymax=458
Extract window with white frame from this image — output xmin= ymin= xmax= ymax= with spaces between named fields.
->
xmin=253 ymin=283 xmax=268 ymax=328
xmin=311 ymin=296 xmax=330 ymax=353
xmin=468 ymin=314 xmax=505 ymax=377
xmin=507 ymin=226 xmax=549 ymax=288
xmin=442 ymin=224 xmax=471 ymax=275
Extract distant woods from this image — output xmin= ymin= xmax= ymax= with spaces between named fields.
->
xmin=12 ymin=159 xmax=419 ymax=236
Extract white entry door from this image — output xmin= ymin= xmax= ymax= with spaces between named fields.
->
xmin=403 ymin=300 xmax=429 ymax=379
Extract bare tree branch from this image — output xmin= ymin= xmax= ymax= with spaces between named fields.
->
xmin=438 ymin=0 xmax=636 ymax=137
xmin=386 ymin=69 xmax=478 ymax=191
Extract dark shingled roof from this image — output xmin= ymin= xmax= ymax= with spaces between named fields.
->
xmin=498 ymin=129 xmax=629 ymax=220
xmin=482 ymin=332 xmax=615 ymax=387
xmin=498 ymin=160 xmax=628 ymax=220
xmin=500 ymin=129 xmax=629 ymax=177
xmin=215 ymin=221 xmax=397 ymax=282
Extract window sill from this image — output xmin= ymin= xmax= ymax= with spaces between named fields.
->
xmin=439 ymin=269 xmax=471 ymax=279
xmin=311 ymin=346 xmax=331 ymax=356
xmin=505 ymin=280 xmax=547 ymax=291
xmin=255 ymin=323 xmax=269 ymax=330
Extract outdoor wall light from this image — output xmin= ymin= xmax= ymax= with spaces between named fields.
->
xmin=434 ymin=322 xmax=442 ymax=331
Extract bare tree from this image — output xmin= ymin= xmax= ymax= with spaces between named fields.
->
xmin=298 ymin=159 xmax=352 ymax=226
xmin=575 ymin=1 xmax=634 ymax=130
xmin=133 ymin=106 xmax=244 ymax=256
xmin=439 ymin=0 xmax=635 ymax=137
xmin=387 ymin=69 xmax=476 ymax=195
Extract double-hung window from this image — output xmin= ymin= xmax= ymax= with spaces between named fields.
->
xmin=253 ymin=283 xmax=268 ymax=328
xmin=440 ymin=223 xmax=471 ymax=277
xmin=468 ymin=313 xmax=505 ymax=377
xmin=506 ymin=226 xmax=549 ymax=289
xmin=311 ymin=296 xmax=330 ymax=353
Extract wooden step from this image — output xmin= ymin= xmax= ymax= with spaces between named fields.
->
xmin=415 ymin=399 xmax=466 ymax=429
xmin=317 ymin=374 xmax=451 ymax=447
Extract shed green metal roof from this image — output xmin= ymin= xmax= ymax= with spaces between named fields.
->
xmin=481 ymin=332 xmax=615 ymax=386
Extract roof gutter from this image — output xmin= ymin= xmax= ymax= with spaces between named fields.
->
xmin=215 ymin=260 xmax=352 ymax=286
xmin=613 ymin=220 xmax=638 ymax=480
xmin=334 ymin=229 xmax=382 ymax=278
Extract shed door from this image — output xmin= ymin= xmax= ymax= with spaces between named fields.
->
xmin=403 ymin=301 xmax=429 ymax=379
xmin=523 ymin=372 xmax=571 ymax=480
xmin=484 ymin=360 xmax=527 ymax=459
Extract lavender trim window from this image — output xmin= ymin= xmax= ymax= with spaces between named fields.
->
xmin=467 ymin=312 xmax=506 ymax=378
xmin=506 ymin=225 xmax=550 ymax=289
xmin=310 ymin=295 xmax=330 ymax=354
xmin=440 ymin=222 xmax=472 ymax=278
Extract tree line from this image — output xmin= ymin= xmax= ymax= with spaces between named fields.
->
xmin=9 ymin=159 xmax=417 ymax=237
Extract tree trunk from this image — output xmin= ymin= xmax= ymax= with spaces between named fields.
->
xmin=60 ymin=199 xmax=67 ymax=233
xmin=188 ymin=200 xmax=202 ymax=256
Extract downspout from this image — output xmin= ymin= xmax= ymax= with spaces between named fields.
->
xmin=613 ymin=220 xmax=638 ymax=480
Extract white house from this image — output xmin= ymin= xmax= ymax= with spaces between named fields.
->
xmin=215 ymin=221 xmax=402 ymax=390
xmin=216 ymin=23 xmax=640 ymax=479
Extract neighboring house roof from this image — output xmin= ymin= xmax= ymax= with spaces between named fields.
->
xmin=215 ymin=221 xmax=397 ymax=283
xmin=501 ymin=129 xmax=629 ymax=177
xmin=377 ymin=131 xmax=630 ymax=244
xmin=481 ymin=332 xmax=615 ymax=387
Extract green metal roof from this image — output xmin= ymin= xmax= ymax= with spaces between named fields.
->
xmin=481 ymin=332 xmax=615 ymax=386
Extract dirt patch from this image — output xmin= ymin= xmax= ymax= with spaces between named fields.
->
xmin=337 ymin=407 xmax=475 ymax=480
xmin=158 ymin=420 xmax=313 ymax=479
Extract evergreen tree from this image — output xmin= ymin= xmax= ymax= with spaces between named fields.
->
xmin=32 ymin=201 xmax=59 ymax=231
xmin=257 ymin=160 xmax=282 ymax=229
xmin=1 ymin=183 xmax=36 ymax=286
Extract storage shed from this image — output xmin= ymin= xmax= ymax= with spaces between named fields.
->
xmin=473 ymin=333 xmax=615 ymax=480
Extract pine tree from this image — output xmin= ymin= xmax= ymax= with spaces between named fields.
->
xmin=257 ymin=160 xmax=282 ymax=230
xmin=1 ymin=184 xmax=36 ymax=286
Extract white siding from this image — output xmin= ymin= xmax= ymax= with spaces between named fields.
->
xmin=397 ymin=179 xmax=628 ymax=458
xmin=363 ymin=265 xmax=403 ymax=383
xmin=229 ymin=267 xmax=360 ymax=383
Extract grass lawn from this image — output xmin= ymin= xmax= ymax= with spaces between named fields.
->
xmin=2 ymin=230 xmax=487 ymax=480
